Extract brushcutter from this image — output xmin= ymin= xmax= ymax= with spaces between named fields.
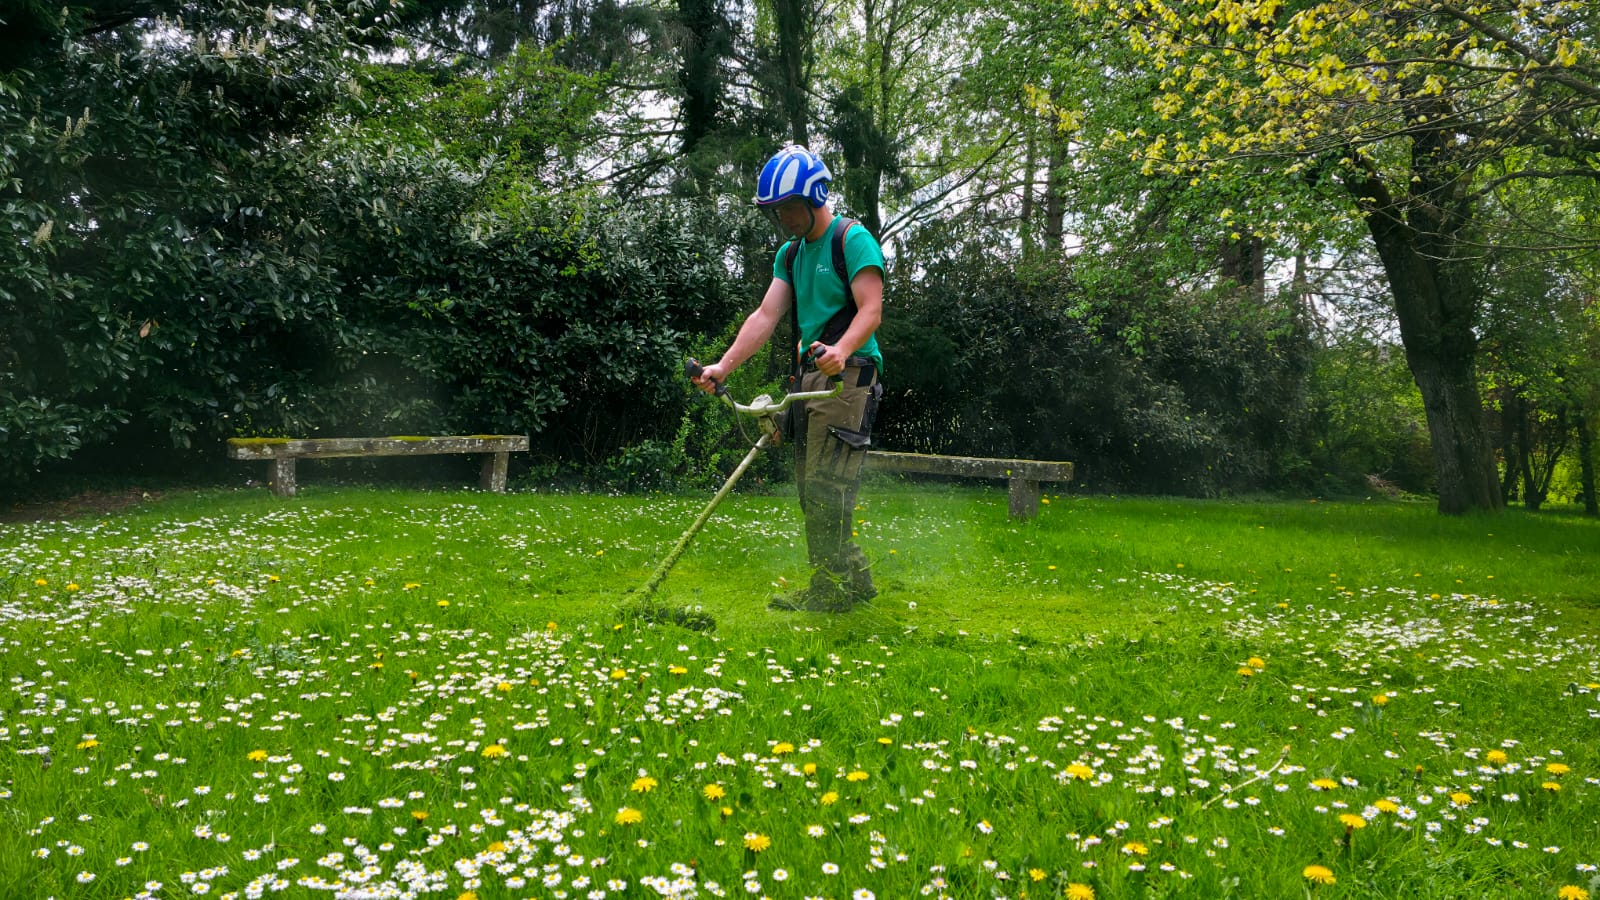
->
xmin=623 ymin=358 xmax=840 ymax=629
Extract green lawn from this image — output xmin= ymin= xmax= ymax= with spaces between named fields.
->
xmin=2 ymin=482 xmax=1597 ymax=899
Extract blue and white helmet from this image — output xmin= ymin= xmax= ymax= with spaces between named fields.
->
xmin=754 ymin=145 xmax=832 ymax=208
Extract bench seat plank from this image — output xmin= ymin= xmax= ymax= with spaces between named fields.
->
xmin=864 ymin=450 xmax=1073 ymax=520
xmin=228 ymin=435 xmax=529 ymax=497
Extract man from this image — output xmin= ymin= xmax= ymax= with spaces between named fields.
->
xmin=692 ymin=145 xmax=886 ymax=612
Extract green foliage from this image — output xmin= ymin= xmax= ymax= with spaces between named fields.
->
xmin=876 ymin=242 xmax=1315 ymax=495
xmin=1301 ymin=338 xmax=1434 ymax=495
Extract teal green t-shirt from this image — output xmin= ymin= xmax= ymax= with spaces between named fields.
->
xmin=773 ymin=217 xmax=885 ymax=372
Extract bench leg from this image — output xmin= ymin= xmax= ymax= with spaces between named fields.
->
xmin=268 ymin=458 xmax=297 ymax=498
xmin=480 ymin=452 xmax=510 ymax=492
xmin=1008 ymin=478 xmax=1040 ymax=520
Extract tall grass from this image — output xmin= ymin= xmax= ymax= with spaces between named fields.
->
xmin=1 ymin=483 xmax=1596 ymax=899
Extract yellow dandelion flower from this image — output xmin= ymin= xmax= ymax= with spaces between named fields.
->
xmin=247 ymin=749 xmax=268 ymax=762
xmin=610 ymin=668 xmax=627 ymax=680
xmin=1302 ymin=864 xmax=1336 ymax=885
xmin=1372 ymin=694 xmax=1389 ymax=706
xmin=1029 ymin=868 xmax=1046 ymax=882
xmin=485 ymin=841 xmax=507 ymax=854
xmin=1338 ymin=814 xmax=1367 ymax=830
xmin=33 ymin=578 xmax=48 ymax=587
xmin=743 ymin=832 xmax=771 ymax=852
xmin=1374 ymin=800 xmax=1399 ymax=814
xmin=614 ymin=807 xmax=643 ymax=826
xmin=845 ymin=770 xmax=869 ymax=782
xmin=802 ymin=763 xmax=817 ymax=776
xmin=1449 ymin=792 xmax=1473 ymax=807
xmin=1546 ymin=763 xmax=1571 ymax=776
xmin=1066 ymin=763 xmax=1094 ymax=781
xmin=480 ymin=744 xmax=508 ymax=759
xmin=1237 ymin=666 xmax=1257 ymax=677
xmin=772 ymin=742 xmax=795 ymax=755
xmin=631 ymin=776 xmax=658 ymax=793
xmin=436 ymin=600 xmax=450 ymax=608
xmin=457 ymin=892 xmax=478 ymax=900
xmin=1246 ymin=656 xmax=1266 ymax=670
xmin=1065 ymin=883 xmax=1095 ymax=900
xmin=411 ymin=810 xmax=429 ymax=821
xmin=1122 ymin=841 xmax=1148 ymax=856
xmin=546 ymin=621 xmax=558 ymax=631
xmin=495 ymin=682 xmax=512 ymax=692
xmin=1542 ymin=781 xmax=1562 ymax=793
xmin=820 ymin=791 xmax=839 ymax=806
xmin=703 ymin=783 xmax=726 ymax=801
xmin=668 ymin=665 xmax=689 ymax=675
xmin=402 ymin=581 xmax=418 ymax=590
xmin=66 ymin=583 xmax=80 ymax=592
xmin=877 ymin=737 xmax=893 ymax=746
xmin=720 ymin=806 xmax=733 ymax=817
xmin=1485 ymin=750 xmax=1508 ymax=766
xmin=76 ymin=739 xmax=99 ymax=750
xmin=1310 ymin=778 xmax=1338 ymax=791
xmin=1558 ymin=886 xmax=1589 ymax=900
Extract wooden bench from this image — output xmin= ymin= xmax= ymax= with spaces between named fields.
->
xmin=227 ymin=435 xmax=530 ymax=498
xmin=864 ymin=451 xmax=1074 ymax=520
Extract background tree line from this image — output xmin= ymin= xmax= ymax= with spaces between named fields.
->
xmin=2 ymin=0 xmax=1596 ymax=512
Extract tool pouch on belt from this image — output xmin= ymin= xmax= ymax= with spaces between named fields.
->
xmin=810 ymin=376 xmax=882 ymax=482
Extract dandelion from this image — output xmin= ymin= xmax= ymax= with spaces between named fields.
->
xmin=803 ymin=763 xmax=817 ymax=776
xmin=66 ymin=583 xmax=80 ymax=592
xmin=743 ymin=833 xmax=771 ymax=853
xmin=1066 ymin=763 xmax=1094 ymax=781
xmin=1236 ymin=667 xmax=1256 ymax=677
xmin=614 ymin=808 xmax=642 ymax=826
xmin=1065 ymin=884 xmax=1095 ymax=900
xmin=1485 ymin=750 xmax=1508 ymax=766
xmin=703 ymin=784 xmax=727 ymax=801
xmin=1542 ymin=782 xmax=1562 ymax=793
xmin=1558 ymin=887 xmax=1589 ymax=900
xmin=772 ymin=742 xmax=795 ymax=755
xmin=402 ymin=582 xmax=420 ymax=590
xmin=1449 ymin=792 xmax=1474 ymax=807
xmin=1029 ymin=868 xmax=1047 ymax=882
xmin=76 ymin=739 xmax=100 ymax=751
xmin=1547 ymin=763 xmax=1571 ymax=776
xmin=437 ymin=600 xmax=449 ymax=608
xmin=669 ymin=665 xmax=689 ymax=675
xmin=1302 ymin=864 xmax=1336 ymax=885
xmin=820 ymin=791 xmax=839 ymax=806
xmin=1122 ymin=841 xmax=1148 ymax=856
xmin=411 ymin=810 xmax=429 ymax=822
xmin=246 ymin=750 xmax=268 ymax=762
xmin=1372 ymin=695 xmax=1389 ymax=706
xmin=496 ymin=681 xmax=512 ymax=692
xmin=846 ymin=770 xmax=869 ymax=782
xmin=1310 ymin=778 xmax=1338 ymax=791
xmin=877 ymin=737 xmax=893 ymax=745
xmin=1374 ymin=800 xmax=1399 ymax=814
xmin=610 ymin=669 xmax=627 ymax=680
xmin=1338 ymin=814 xmax=1367 ymax=830
xmin=480 ymin=744 xmax=508 ymax=759
xmin=631 ymin=776 xmax=658 ymax=793
xmin=1246 ymin=657 xmax=1266 ymax=670
xmin=33 ymin=578 xmax=48 ymax=586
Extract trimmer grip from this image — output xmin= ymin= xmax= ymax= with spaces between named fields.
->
xmin=685 ymin=358 xmax=727 ymax=395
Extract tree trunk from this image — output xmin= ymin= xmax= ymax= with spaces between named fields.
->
xmin=1497 ymin=389 xmax=1518 ymax=503
xmin=1043 ymin=120 xmax=1069 ymax=249
xmin=1346 ymin=169 xmax=1502 ymax=515
xmin=677 ymin=0 xmax=725 ymax=158
xmin=771 ymin=0 xmax=811 ymax=146
xmin=1019 ymin=130 xmax=1036 ymax=260
xmin=1515 ymin=397 xmax=1539 ymax=511
xmin=1578 ymin=411 xmax=1598 ymax=516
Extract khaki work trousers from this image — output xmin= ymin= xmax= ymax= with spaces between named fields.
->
xmin=792 ymin=361 xmax=882 ymax=592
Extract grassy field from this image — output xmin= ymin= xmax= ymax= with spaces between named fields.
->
xmin=2 ymin=481 xmax=1597 ymax=899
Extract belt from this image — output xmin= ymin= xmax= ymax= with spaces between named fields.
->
xmin=801 ymin=354 xmax=876 ymax=373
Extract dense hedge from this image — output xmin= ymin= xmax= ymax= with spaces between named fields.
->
xmin=875 ymin=245 xmax=1316 ymax=495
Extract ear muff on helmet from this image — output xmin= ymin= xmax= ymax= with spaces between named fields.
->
xmin=754 ymin=145 xmax=832 ymax=208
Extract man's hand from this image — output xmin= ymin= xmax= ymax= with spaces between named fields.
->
xmin=693 ymin=361 xmax=731 ymax=394
xmin=807 ymin=342 xmax=850 ymax=377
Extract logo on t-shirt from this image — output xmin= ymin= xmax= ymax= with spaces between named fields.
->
xmin=816 ymin=264 xmax=832 ymax=275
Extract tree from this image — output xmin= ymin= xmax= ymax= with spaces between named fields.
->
xmin=1055 ymin=0 xmax=1600 ymax=512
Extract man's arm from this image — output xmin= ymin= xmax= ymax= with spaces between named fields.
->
xmin=808 ymin=267 xmax=883 ymax=377
xmin=693 ymin=277 xmax=792 ymax=390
